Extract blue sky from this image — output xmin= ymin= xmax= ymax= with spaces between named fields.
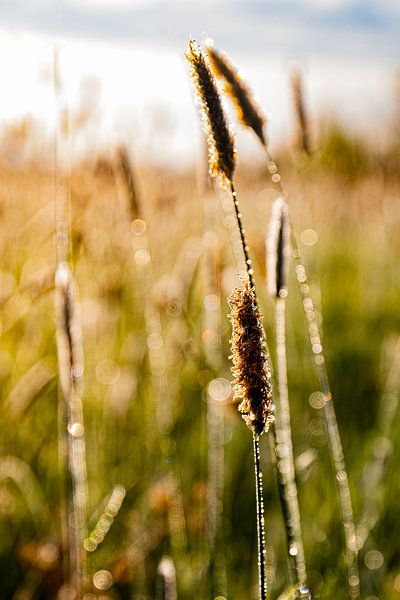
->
xmin=0 ymin=0 xmax=399 ymax=62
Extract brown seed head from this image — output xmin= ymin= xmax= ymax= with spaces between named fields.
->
xmin=291 ymin=68 xmax=312 ymax=155
xmin=266 ymin=197 xmax=290 ymax=298
xmin=55 ymin=262 xmax=84 ymax=398
xmin=207 ymin=44 xmax=267 ymax=146
xmin=185 ymin=40 xmax=236 ymax=182
xmin=228 ymin=280 xmax=274 ymax=436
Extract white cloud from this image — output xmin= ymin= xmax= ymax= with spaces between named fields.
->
xmin=301 ymin=0 xmax=351 ymax=10
xmin=63 ymin=0 xmax=152 ymax=8
xmin=378 ymin=0 xmax=400 ymax=16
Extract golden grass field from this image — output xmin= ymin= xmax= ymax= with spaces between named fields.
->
xmin=0 ymin=85 xmax=400 ymax=600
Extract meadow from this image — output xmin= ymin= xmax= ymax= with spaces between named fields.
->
xmin=0 ymin=47 xmax=400 ymax=600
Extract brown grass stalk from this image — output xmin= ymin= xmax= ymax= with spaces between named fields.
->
xmin=228 ymin=280 xmax=274 ymax=600
xmin=209 ymin=42 xmax=359 ymax=598
xmin=267 ymin=197 xmax=309 ymax=593
xmin=187 ymin=39 xmax=273 ymax=599
xmin=55 ymin=262 xmax=88 ymax=597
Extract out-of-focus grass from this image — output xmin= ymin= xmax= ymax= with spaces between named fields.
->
xmin=0 ymin=130 xmax=400 ymax=599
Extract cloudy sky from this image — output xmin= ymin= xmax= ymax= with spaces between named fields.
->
xmin=1 ymin=0 xmax=399 ymax=58
xmin=0 ymin=0 xmax=399 ymax=163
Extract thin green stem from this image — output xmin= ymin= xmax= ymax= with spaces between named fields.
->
xmin=229 ymin=180 xmax=256 ymax=291
xmin=275 ymin=297 xmax=308 ymax=591
xmin=253 ymin=435 xmax=267 ymax=600
xmin=227 ymin=177 xmax=275 ymax=599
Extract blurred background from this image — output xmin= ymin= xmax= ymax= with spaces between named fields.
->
xmin=0 ymin=0 xmax=399 ymax=166
xmin=0 ymin=1 xmax=400 ymax=599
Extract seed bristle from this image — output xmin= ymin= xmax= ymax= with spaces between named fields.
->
xmin=228 ymin=280 xmax=274 ymax=436
xmin=266 ymin=197 xmax=290 ymax=298
xmin=207 ymin=44 xmax=267 ymax=146
xmin=186 ymin=39 xmax=236 ymax=182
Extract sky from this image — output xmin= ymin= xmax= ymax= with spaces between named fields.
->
xmin=1 ymin=0 xmax=399 ymax=59
xmin=0 ymin=0 xmax=399 ymax=165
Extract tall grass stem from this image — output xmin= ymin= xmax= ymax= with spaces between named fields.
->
xmin=253 ymin=435 xmax=267 ymax=600
xmin=55 ymin=263 xmax=89 ymax=597
xmin=275 ymin=297 xmax=308 ymax=590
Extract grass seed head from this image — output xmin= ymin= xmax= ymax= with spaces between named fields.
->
xmin=267 ymin=197 xmax=290 ymax=298
xmin=186 ymin=39 xmax=236 ymax=183
xmin=55 ymin=262 xmax=83 ymax=397
xmin=291 ymin=68 xmax=312 ymax=155
xmin=228 ymin=280 xmax=274 ymax=437
xmin=207 ymin=44 xmax=267 ymax=146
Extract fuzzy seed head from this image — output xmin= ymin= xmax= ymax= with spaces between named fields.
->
xmin=186 ymin=40 xmax=236 ymax=182
xmin=207 ymin=45 xmax=267 ymax=146
xmin=267 ymin=197 xmax=290 ymax=298
xmin=55 ymin=262 xmax=83 ymax=397
xmin=291 ymin=69 xmax=312 ymax=155
xmin=228 ymin=280 xmax=274 ymax=436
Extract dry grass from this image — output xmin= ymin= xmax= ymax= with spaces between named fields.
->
xmin=0 ymin=132 xmax=400 ymax=597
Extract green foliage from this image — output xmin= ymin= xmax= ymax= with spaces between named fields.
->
xmin=316 ymin=123 xmax=371 ymax=180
